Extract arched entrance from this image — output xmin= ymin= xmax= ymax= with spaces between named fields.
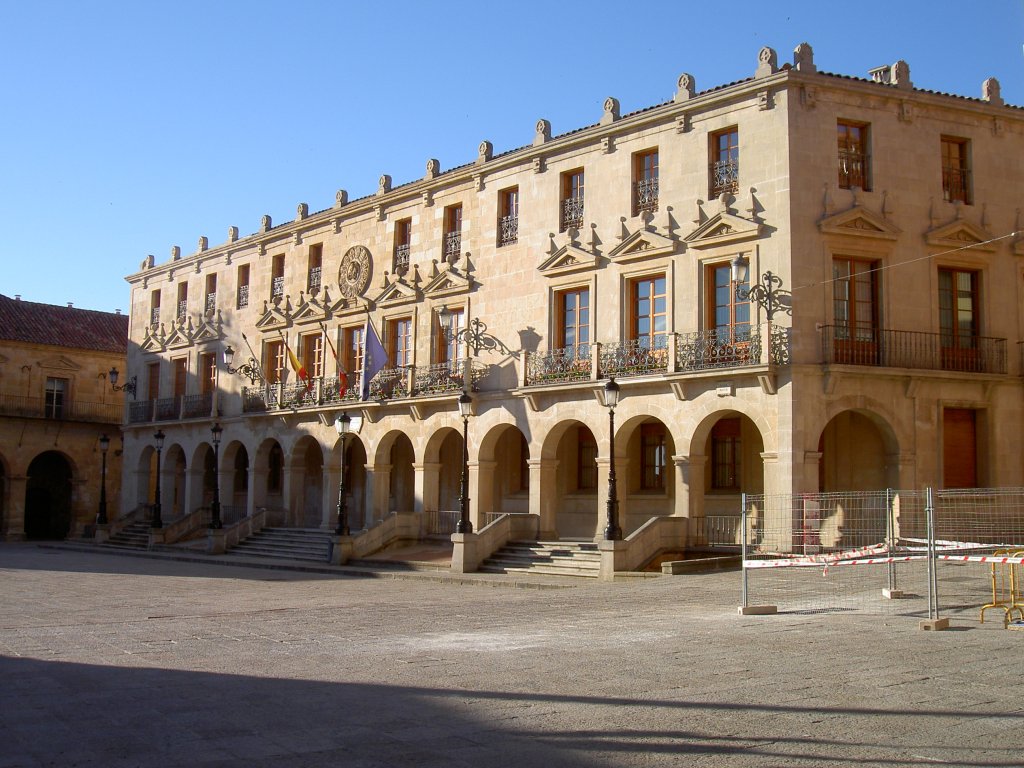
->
xmin=388 ymin=433 xmax=415 ymax=514
xmin=290 ymin=437 xmax=324 ymax=528
xmin=24 ymin=452 xmax=73 ymax=540
xmin=225 ymin=442 xmax=249 ymax=517
xmin=619 ymin=416 xmax=676 ymax=536
xmin=338 ymin=437 xmax=369 ymax=530
xmin=541 ymin=420 xmax=598 ymax=540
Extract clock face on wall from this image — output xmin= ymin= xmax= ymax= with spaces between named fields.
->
xmin=338 ymin=245 xmax=372 ymax=299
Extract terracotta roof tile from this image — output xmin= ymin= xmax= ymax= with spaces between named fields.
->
xmin=0 ymin=295 xmax=128 ymax=354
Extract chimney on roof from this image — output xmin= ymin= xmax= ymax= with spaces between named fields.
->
xmin=115 ymin=309 xmax=121 ymax=315
xmin=67 ymin=302 xmax=73 ymax=308
xmin=15 ymin=295 xmax=20 ymax=301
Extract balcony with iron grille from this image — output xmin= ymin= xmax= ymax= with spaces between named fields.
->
xmin=821 ymin=326 xmax=1006 ymax=374
xmin=308 ymin=266 xmax=322 ymax=293
xmin=150 ymin=307 xmax=160 ymax=327
xmin=237 ymin=284 xmax=249 ymax=308
xmin=0 ymin=394 xmax=122 ymax=424
xmin=499 ymin=215 xmax=518 ymax=247
xmin=444 ymin=231 xmax=461 ymax=261
xmin=560 ymin=196 xmax=584 ymax=232
xmin=271 ymin=276 xmax=284 ymax=299
xmin=634 ymin=178 xmax=658 ymax=215
xmin=393 ymin=243 xmax=410 ymax=273
xmin=838 ymin=149 xmax=869 ymax=189
xmin=176 ymin=300 xmax=187 ymax=320
xmin=942 ymin=166 xmax=971 ymax=205
xmin=181 ymin=392 xmax=213 ymax=419
xmin=522 ymin=326 xmax=790 ymax=387
xmin=205 ymin=292 xmax=216 ymax=315
xmin=710 ymin=160 xmax=739 ymax=198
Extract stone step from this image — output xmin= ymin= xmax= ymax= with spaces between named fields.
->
xmin=226 ymin=527 xmax=333 ymax=563
xmin=480 ymin=539 xmax=604 ymax=579
xmin=478 ymin=563 xmax=600 ymax=578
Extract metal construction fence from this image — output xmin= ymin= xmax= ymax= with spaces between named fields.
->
xmin=739 ymin=488 xmax=1024 ymax=627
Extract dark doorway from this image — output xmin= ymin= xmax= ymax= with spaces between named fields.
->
xmin=25 ymin=452 xmax=73 ymax=540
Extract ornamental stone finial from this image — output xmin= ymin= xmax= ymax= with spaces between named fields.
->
xmin=260 ymin=215 xmax=272 ymax=233
xmin=228 ymin=226 xmax=238 ymax=242
xmin=296 ymin=202 xmax=308 ymax=221
xmin=755 ymin=46 xmax=778 ymax=78
xmin=477 ymin=141 xmax=493 ymax=164
xmin=377 ymin=175 xmax=392 ymax=195
xmin=674 ymin=73 xmax=695 ymax=102
xmin=425 ymin=158 xmax=440 ymax=180
xmin=197 ymin=236 xmax=208 ymax=253
xmin=600 ymin=97 xmax=620 ymax=125
xmin=534 ymin=118 xmax=551 ymax=146
xmin=793 ymin=42 xmax=815 ymax=72
xmin=983 ymin=77 xmax=1004 ymax=106
xmin=891 ymin=60 xmax=912 ymax=90
xmin=171 ymin=245 xmax=181 ymax=261
xmin=335 ymin=189 xmax=348 ymax=207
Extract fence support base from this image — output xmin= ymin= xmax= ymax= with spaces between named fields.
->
xmin=881 ymin=588 xmax=905 ymax=599
xmin=737 ymin=605 xmax=777 ymax=615
xmin=918 ymin=618 xmax=950 ymax=631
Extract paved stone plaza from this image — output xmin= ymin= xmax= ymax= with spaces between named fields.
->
xmin=1 ymin=543 xmax=1021 ymax=767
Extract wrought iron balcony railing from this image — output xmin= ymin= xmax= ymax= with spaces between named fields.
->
xmin=205 ymin=293 xmax=216 ymax=315
xmin=181 ymin=392 xmax=213 ymax=419
xmin=821 ymin=325 xmax=1006 ymax=374
xmin=710 ymin=159 xmax=739 ymax=198
xmin=414 ymin=361 xmax=471 ymax=396
xmin=176 ymin=300 xmax=187 ymax=320
xmin=676 ymin=328 xmax=759 ymax=371
xmin=527 ymin=345 xmax=592 ymax=384
xmin=150 ymin=307 xmax=160 ymax=327
xmin=307 ymin=266 xmax=322 ymax=293
xmin=942 ymin=166 xmax=971 ymax=205
xmin=237 ymin=284 xmax=249 ymax=309
xmin=444 ymin=231 xmax=462 ymax=260
xmin=271 ymin=276 xmax=284 ymax=298
xmin=155 ymin=397 xmax=182 ymax=421
xmin=0 ymin=394 xmax=122 ymax=424
xmin=634 ymin=178 xmax=659 ymax=214
xmin=560 ymin=196 xmax=584 ymax=231
xmin=499 ymin=215 xmax=518 ymax=246
xmin=393 ymin=243 xmax=410 ymax=273
xmin=838 ymin=149 xmax=869 ymax=189
xmin=601 ymin=337 xmax=669 ymax=377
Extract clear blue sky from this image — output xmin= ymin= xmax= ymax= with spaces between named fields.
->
xmin=2 ymin=1 xmax=1022 ymax=313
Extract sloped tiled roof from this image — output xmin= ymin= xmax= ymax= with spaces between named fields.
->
xmin=0 ymin=294 xmax=128 ymax=354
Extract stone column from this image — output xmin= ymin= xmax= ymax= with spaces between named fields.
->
xmin=413 ymin=462 xmax=442 ymax=517
xmin=3 ymin=475 xmax=27 ymax=541
xmin=674 ymin=454 xmax=706 ymax=545
xmin=467 ymin=460 xmax=482 ymax=531
xmin=530 ymin=458 xmax=558 ymax=539
xmin=366 ymin=463 xmax=391 ymax=526
xmin=474 ymin=459 xmax=497 ymax=528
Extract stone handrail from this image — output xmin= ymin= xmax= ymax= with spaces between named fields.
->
xmin=349 ymin=511 xmax=422 ymax=560
xmin=599 ymin=515 xmax=689 ymax=579
xmin=209 ymin=508 xmax=266 ymax=554
xmin=451 ymin=513 xmax=540 ymax=573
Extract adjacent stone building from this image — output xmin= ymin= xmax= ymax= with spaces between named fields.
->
xmin=0 ymin=295 xmax=128 ymax=540
xmin=119 ymin=44 xmax=1024 ymax=560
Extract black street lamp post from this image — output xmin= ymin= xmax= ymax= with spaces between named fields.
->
xmin=456 ymin=391 xmax=473 ymax=534
xmin=152 ymin=430 xmax=165 ymax=529
xmin=603 ymin=378 xmax=622 ymax=541
xmin=731 ymin=255 xmax=792 ymax=323
xmin=97 ymin=434 xmax=110 ymax=525
xmin=209 ymin=423 xmax=223 ymax=529
xmin=335 ymin=412 xmax=351 ymax=536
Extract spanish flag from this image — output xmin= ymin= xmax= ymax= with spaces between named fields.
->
xmin=320 ymin=323 xmax=348 ymax=398
xmin=284 ymin=338 xmax=312 ymax=392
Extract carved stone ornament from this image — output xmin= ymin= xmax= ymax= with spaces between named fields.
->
xmin=338 ymin=245 xmax=372 ymax=300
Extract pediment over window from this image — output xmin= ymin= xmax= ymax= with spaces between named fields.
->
xmin=685 ymin=212 xmax=765 ymax=248
xmin=607 ymin=229 xmax=677 ymax=263
xmin=328 ymin=295 xmax=371 ymax=318
xmin=255 ymin=301 xmax=291 ymax=332
xmin=192 ymin=314 xmax=222 ymax=344
xmin=925 ymin=218 xmax=996 ymax=253
xmin=37 ymin=355 xmax=81 ymax=372
xmin=140 ymin=328 xmax=164 ymax=353
xmin=537 ymin=244 xmax=598 ymax=277
xmin=819 ymin=206 xmax=900 ymax=240
xmin=164 ymin=320 xmax=194 ymax=350
xmin=374 ymin=277 xmax=420 ymax=307
xmin=292 ymin=292 xmax=329 ymax=326
xmin=422 ymin=266 xmax=472 ymax=299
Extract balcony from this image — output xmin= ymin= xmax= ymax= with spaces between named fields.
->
xmin=821 ymin=326 xmax=1006 ymax=374
xmin=499 ymin=215 xmax=518 ymax=247
xmin=0 ymin=394 xmax=121 ymax=424
xmin=444 ymin=231 xmax=461 ymax=261
xmin=838 ymin=149 xmax=869 ymax=189
xmin=560 ymin=196 xmax=584 ymax=232
xmin=181 ymin=392 xmax=213 ymax=419
xmin=237 ymin=284 xmax=249 ymax=309
xmin=308 ymin=266 xmax=322 ymax=293
xmin=393 ymin=244 xmax=410 ymax=274
xmin=523 ymin=326 xmax=790 ymax=386
xmin=634 ymin=178 xmax=658 ymax=215
xmin=942 ymin=165 xmax=971 ymax=205
xmin=710 ymin=159 xmax=739 ymax=198
xmin=271 ymin=276 xmax=284 ymax=299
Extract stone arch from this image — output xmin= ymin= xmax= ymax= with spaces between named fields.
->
xmin=131 ymin=444 xmax=157 ymax=513
xmin=614 ymin=413 xmax=677 ymax=535
xmin=423 ymin=426 xmax=463 ymax=520
xmin=374 ymin=429 xmax=415 ymax=516
xmin=289 ymin=435 xmax=325 ymax=528
xmin=162 ymin=443 xmax=188 ymax=519
xmin=222 ymin=440 xmax=250 ymax=517
xmin=187 ymin=442 xmax=216 ymax=516
xmin=253 ymin=438 xmax=285 ymax=522
xmin=816 ymin=407 xmax=900 ymax=492
xmin=477 ymin=422 xmax=530 ymax=523
xmin=538 ymin=418 xmax=599 ymax=539
xmin=329 ymin=434 xmax=369 ymax=531
xmin=24 ymin=450 xmax=74 ymax=540
xmin=690 ymin=409 xmax=766 ymax=522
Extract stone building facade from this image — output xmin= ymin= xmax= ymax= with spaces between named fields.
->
xmin=0 ymin=295 xmax=128 ymax=540
xmin=119 ymin=43 xmax=1024 ymax=557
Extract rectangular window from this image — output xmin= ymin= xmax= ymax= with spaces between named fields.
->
xmin=271 ymin=254 xmax=285 ymax=299
xmin=711 ymin=418 xmax=742 ymax=491
xmin=343 ymin=326 xmax=365 ymax=380
xmin=264 ymin=340 xmax=285 ymax=384
xmin=176 ymin=282 xmax=188 ymax=320
xmin=146 ymin=362 xmax=160 ymax=401
xmin=444 ymin=204 xmax=463 ymax=261
xmin=707 ymin=264 xmax=750 ymax=341
xmin=557 ymin=287 xmax=590 ymax=356
xmin=388 ymin=317 xmax=413 ymax=368
xmin=394 ymin=218 xmax=411 ymax=273
xmin=941 ymin=136 xmax=971 ymax=205
xmin=560 ymin=168 xmax=584 ymax=232
xmin=199 ymin=352 xmax=216 ymax=395
xmin=576 ymin=427 xmax=597 ymax=491
xmin=710 ymin=128 xmax=739 ymax=198
xmin=838 ymin=120 xmax=870 ymax=190
xmin=237 ymin=264 xmax=250 ymax=309
xmin=832 ymin=257 xmax=879 ymax=364
xmin=307 ymin=244 xmax=323 ymax=293
xmin=204 ymin=274 xmax=217 ymax=315
xmin=44 ymin=377 xmax=67 ymax=419
xmin=172 ymin=358 xmax=187 ymax=398
xmin=498 ymin=187 xmax=519 ymax=246
xmin=150 ymin=290 xmax=161 ymax=327
xmin=633 ymin=149 xmax=659 ymax=215
xmin=938 ymin=267 xmax=979 ymax=371
xmin=437 ymin=307 xmax=465 ymax=365
xmin=631 ymin=275 xmax=667 ymax=350
xmin=640 ymin=423 xmax=666 ymax=491
xmin=301 ymin=334 xmax=324 ymax=379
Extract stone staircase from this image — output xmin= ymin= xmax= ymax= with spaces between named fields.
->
xmin=479 ymin=540 xmax=602 ymax=578
xmin=101 ymin=520 xmax=153 ymax=550
xmin=224 ymin=527 xmax=333 ymax=563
